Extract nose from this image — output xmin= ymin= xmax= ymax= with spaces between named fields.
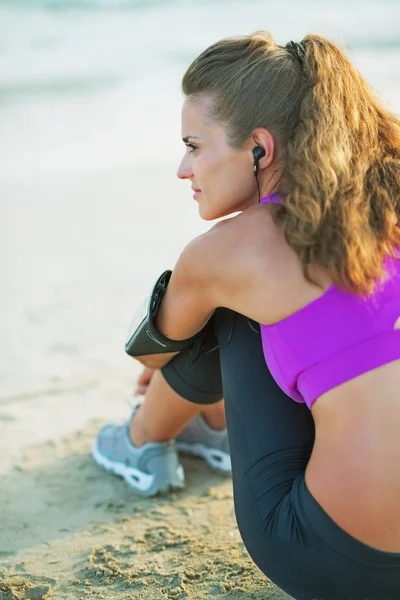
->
xmin=176 ymin=153 xmax=193 ymax=180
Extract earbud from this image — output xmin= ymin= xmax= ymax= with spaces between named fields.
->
xmin=252 ymin=146 xmax=265 ymax=161
xmin=252 ymin=146 xmax=266 ymax=176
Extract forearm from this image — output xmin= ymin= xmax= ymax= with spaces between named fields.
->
xmin=133 ymin=351 xmax=180 ymax=369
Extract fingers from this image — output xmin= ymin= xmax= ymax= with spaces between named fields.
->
xmin=135 ymin=384 xmax=148 ymax=395
xmin=138 ymin=367 xmax=155 ymax=385
xmin=135 ymin=367 xmax=156 ymax=395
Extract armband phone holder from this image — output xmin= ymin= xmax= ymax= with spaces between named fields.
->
xmin=125 ymin=270 xmax=199 ymax=357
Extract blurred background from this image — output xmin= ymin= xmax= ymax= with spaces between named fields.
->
xmin=1 ymin=0 xmax=400 ymax=468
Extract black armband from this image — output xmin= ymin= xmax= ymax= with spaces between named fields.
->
xmin=125 ymin=270 xmax=200 ymax=357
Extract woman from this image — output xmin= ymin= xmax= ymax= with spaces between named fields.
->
xmin=93 ymin=32 xmax=400 ymax=599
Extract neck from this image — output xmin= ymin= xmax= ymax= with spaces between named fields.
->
xmin=257 ymin=163 xmax=284 ymax=201
xmin=259 ymin=192 xmax=282 ymax=205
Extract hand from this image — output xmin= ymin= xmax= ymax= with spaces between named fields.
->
xmin=135 ymin=367 xmax=156 ymax=396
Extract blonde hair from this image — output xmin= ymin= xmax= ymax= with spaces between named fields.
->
xmin=182 ymin=32 xmax=400 ymax=294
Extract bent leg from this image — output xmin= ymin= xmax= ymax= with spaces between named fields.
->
xmin=129 ymin=368 xmax=206 ymax=446
xmin=162 ymin=307 xmax=315 ymax=517
xmin=161 ymin=309 xmax=400 ymax=599
xmin=212 ymin=310 xmax=315 ymax=525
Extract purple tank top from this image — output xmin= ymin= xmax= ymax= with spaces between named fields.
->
xmin=259 ymin=193 xmax=400 ymax=409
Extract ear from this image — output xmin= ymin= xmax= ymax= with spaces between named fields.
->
xmin=250 ymin=128 xmax=276 ymax=169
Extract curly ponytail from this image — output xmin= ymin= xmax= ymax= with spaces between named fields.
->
xmin=278 ymin=34 xmax=400 ymax=294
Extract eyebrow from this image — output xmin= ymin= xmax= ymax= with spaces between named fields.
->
xmin=182 ymin=135 xmax=201 ymax=143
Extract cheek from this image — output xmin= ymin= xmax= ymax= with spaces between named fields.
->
xmin=194 ymin=148 xmax=251 ymax=215
xmin=195 ymin=153 xmax=218 ymax=182
xmin=200 ymin=150 xmax=238 ymax=190
xmin=215 ymin=154 xmax=251 ymax=200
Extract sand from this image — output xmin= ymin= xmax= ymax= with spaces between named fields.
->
xmin=0 ymin=418 xmax=292 ymax=600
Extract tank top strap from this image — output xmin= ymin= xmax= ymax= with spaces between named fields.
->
xmin=259 ymin=192 xmax=282 ymax=205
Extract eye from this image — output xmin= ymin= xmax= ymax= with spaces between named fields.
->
xmin=186 ymin=144 xmax=198 ymax=154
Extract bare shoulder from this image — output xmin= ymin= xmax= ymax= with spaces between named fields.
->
xmin=200 ymin=205 xmax=280 ymax=262
xmin=189 ymin=205 xmax=328 ymax=324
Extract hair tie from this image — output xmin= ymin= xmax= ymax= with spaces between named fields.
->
xmin=286 ymin=41 xmax=306 ymax=66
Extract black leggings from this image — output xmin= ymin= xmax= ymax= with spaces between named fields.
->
xmin=162 ymin=309 xmax=400 ymax=600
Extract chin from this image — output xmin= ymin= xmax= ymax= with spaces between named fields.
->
xmin=199 ymin=210 xmax=218 ymax=221
xmin=198 ymin=205 xmax=219 ymax=221
xmin=198 ymin=202 xmax=237 ymax=221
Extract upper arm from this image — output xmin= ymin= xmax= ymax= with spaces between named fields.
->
xmin=155 ymin=224 xmax=228 ymax=341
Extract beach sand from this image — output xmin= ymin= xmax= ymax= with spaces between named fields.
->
xmin=0 ymin=419 xmax=292 ymax=600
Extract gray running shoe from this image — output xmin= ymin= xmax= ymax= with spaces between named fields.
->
xmin=92 ymin=409 xmax=185 ymax=497
xmin=176 ymin=413 xmax=231 ymax=474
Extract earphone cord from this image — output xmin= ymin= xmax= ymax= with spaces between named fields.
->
xmin=255 ymin=169 xmax=261 ymax=203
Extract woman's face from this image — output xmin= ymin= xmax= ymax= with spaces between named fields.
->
xmin=177 ymin=96 xmax=258 ymax=220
